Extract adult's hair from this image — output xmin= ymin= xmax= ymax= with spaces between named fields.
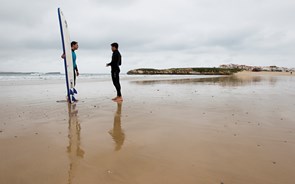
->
xmin=111 ymin=42 xmax=119 ymax=49
xmin=71 ymin=41 xmax=78 ymax=47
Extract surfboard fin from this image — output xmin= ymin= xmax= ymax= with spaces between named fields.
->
xmin=73 ymin=88 xmax=78 ymax=94
xmin=69 ymin=89 xmax=74 ymax=95
xmin=71 ymin=96 xmax=77 ymax=102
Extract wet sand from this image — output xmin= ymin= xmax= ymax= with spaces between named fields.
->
xmin=0 ymin=72 xmax=295 ymax=184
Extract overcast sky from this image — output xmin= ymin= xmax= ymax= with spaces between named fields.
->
xmin=0 ymin=0 xmax=294 ymax=73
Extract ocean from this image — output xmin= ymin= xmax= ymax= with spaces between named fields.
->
xmin=0 ymin=72 xmax=111 ymax=81
xmin=0 ymin=72 xmax=218 ymax=82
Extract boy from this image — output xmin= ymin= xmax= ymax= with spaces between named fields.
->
xmin=61 ymin=41 xmax=79 ymax=86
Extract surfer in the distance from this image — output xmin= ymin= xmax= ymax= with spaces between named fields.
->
xmin=61 ymin=41 xmax=80 ymax=86
xmin=106 ymin=43 xmax=123 ymax=102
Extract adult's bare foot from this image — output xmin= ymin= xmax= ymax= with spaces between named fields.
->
xmin=114 ymin=97 xmax=123 ymax=102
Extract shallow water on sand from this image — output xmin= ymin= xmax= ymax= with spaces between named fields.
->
xmin=0 ymin=74 xmax=295 ymax=184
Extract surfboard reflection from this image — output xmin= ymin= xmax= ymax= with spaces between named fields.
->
xmin=109 ymin=102 xmax=125 ymax=151
xmin=67 ymin=103 xmax=84 ymax=184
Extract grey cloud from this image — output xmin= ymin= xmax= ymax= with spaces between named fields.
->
xmin=0 ymin=0 xmax=295 ymax=73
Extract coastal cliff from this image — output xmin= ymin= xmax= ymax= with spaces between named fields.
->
xmin=127 ymin=68 xmax=241 ymax=75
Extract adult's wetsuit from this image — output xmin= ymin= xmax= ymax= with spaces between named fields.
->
xmin=107 ymin=50 xmax=122 ymax=97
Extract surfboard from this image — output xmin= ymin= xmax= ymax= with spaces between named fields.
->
xmin=58 ymin=8 xmax=77 ymax=103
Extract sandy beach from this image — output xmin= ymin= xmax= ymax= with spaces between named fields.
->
xmin=0 ymin=72 xmax=295 ymax=184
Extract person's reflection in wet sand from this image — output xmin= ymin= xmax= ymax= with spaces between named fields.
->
xmin=109 ymin=102 xmax=125 ymax=151
xmin=67 ymin=103 xmax=84 ymax=184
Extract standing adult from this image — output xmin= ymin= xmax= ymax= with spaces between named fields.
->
xmin=106 ymin=43 xmax=123 ymax=102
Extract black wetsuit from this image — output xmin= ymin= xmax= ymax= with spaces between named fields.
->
xmin=108 ymin=50 xmax=122 ymax=97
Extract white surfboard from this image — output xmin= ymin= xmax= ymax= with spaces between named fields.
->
xmin=58 ymin=8 xmax=77 ymax=103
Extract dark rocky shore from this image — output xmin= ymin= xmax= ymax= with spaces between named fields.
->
xmin=127 ymin=68 xmax=241 ymax=75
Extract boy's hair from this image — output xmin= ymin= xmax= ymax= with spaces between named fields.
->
xmin=111 ymin=42 xmax=119 ymax=49
xmin=71 ymin=41 xmax=78 ymax=47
